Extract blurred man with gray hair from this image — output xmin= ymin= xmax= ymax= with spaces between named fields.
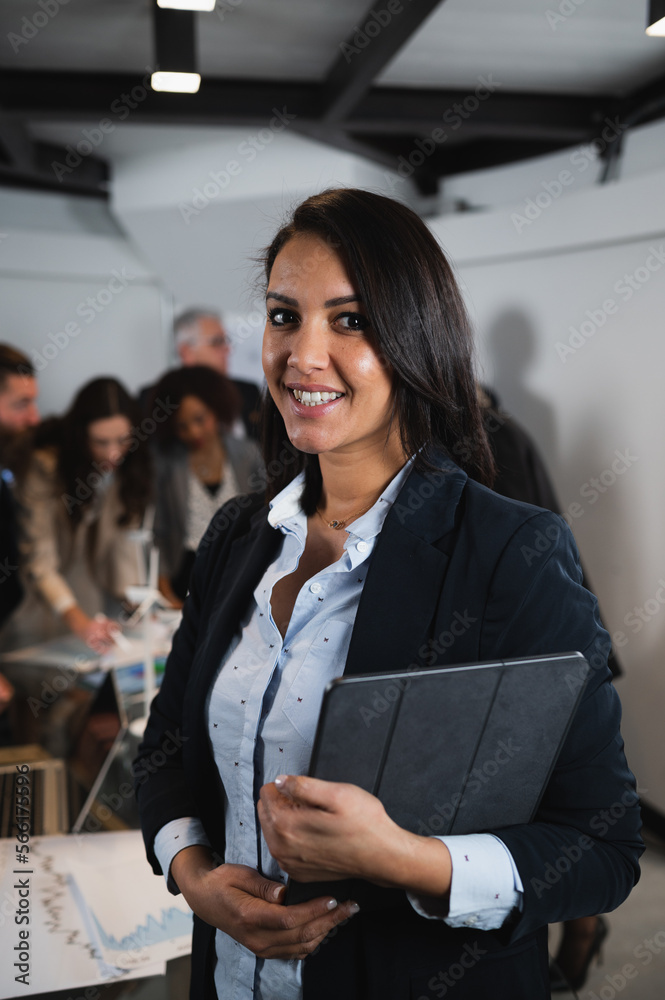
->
xmin=174 ymin=309 xmax=262 ymax=441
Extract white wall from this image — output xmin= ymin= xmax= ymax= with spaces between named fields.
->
xmin=430 ymin=142 xmax=665 ymax=811
xmin=0 ymin=191 xmax=167 ymax=417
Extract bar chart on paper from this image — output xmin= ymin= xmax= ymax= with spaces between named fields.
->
xmin=0 ymin=831 xmax=192 ymax=999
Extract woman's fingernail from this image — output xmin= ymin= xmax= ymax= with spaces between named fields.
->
xmin=348 ymin=902 xmax=360 ymax=915
xmin=326 ymin=898 xmax=338 ymax=910
xmin=272 ymin=885 xmax=283 ymax=901
xmin=274 ymin=775 xmax=287 ymax=787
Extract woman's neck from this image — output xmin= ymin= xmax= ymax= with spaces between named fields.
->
xmin=316 ymin=437 xmax=408 ymax=520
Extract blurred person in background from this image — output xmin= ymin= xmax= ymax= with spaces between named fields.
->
xmin=174 ymin=308 xmax=263 ymax=441
xmin=150 ymin=365 xmax=263 ymax=608
xmin=6 ymin=377 xmax=152 ymax=653
xmin=0 ymin=344 xmax=40 ymax=728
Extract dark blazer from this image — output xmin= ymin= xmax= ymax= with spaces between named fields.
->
xmin=0 ymin=474 xmax=22 ymax=629
xmin=135 ymin=457 xmax=643 ymax=1000
xmin=482 ymin=391 xmax=622 ymax=677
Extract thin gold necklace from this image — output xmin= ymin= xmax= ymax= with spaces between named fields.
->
xmin=315 ymin=496 xmax=379 ymax=530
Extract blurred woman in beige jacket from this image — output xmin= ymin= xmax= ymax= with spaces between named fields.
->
xmin=5 ymin=377 xmax=152 ymax=653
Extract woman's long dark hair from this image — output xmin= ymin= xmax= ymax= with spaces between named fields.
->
xmin=260 ymin=188 xmax=495 ymax=509
xmin=41 ymin=378 xmax=151 ymax=527
xmin=149 ymin=365 xmax=242 ymax=449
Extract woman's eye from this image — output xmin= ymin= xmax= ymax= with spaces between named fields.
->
xmin=267 ymin=307 xmax=297 ymax=326
xmin=337 ymin=312 xmax=369 ymax=332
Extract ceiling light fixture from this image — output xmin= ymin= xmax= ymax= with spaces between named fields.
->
xmin=151 ymin=7 xmax=201 ymax=94
xmin=647 ymin=0 xmax=665 ymax=35
xmin=157 ymin=0 xmax=215 ymax=11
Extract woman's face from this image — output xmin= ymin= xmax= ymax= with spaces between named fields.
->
xmin=262 ymin=233 xmax=397 ymax=460
xmin=87 ymin=416 xmax=132 ymax=468
xmin=174 ymin=395 xmax=219 ymax=451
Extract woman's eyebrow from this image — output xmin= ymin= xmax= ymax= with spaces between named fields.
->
xmin=324 ymin=295 xmax=362 ymax=307
xmin=265 ymin=292 xmax=363 ymax=307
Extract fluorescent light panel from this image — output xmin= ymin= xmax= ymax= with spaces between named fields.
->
xmin=151 ymin=71 xmax=201 ymax=93
xmin=646 ymin=17 xmax=665 ymax=35
xmin=647 ymin=0 xmax=665 ymax=34
xmin=157 ymin=0 xmax=216 ymax=10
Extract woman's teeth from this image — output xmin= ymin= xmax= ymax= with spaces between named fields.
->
xmin=292 ymin=389 xmax=343 ymax=407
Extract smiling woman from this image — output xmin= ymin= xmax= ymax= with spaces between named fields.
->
xmin=136 ymin=188 xmax=643 ymax=1000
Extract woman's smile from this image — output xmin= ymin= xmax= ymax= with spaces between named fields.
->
xmin=262 ymin=233 xmax=399 ymax=459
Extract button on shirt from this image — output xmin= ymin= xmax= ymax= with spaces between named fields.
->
xmin=154 ymin=464 xmax=522 ymax=1000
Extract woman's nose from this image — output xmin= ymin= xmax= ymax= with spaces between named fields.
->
xmin=287 ymin=321 xmax=329 ymax=373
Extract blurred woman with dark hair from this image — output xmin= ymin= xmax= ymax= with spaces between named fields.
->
xmin=150 ymin=365 xmax=264 ymax=607
xmin=11 ymin=377 xmax=151 ymax=652
xmin=137 ymin=189 xmax=642 ymax=1000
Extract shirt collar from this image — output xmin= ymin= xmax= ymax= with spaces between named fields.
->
xmin=267 ymin=458 xmax=414 ymax=540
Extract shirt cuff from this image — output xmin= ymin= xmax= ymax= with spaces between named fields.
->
xmin=153 ymin=817 xmax=211 ymax=895
xmin=407 ymin=833 xmax=523 ymax=930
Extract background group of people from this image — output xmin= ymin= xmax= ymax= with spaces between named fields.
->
xmin=0 ymin=308 xmax=263 ymax=683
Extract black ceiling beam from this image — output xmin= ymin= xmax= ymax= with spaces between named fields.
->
xmin=615 ymin=69 xmax=665 ymax=128
xmin=0 ymin=125 xmax=108 ymax=197
xmin=424 ymin=137 xmax=580 ymax=179
xmin=0 ymin=115 xmax=35 ymax=170
xmin=0 ymin=70 xmax=622 ymax=147
xmin=321 ymin=0 xmax=446 ymax=123
xmin=0 ymin=71 xmax=321 ymax=126
xmin=347 ymin=87 xmax=616 ymax=142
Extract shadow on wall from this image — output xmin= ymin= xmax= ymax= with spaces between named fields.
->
xmin=485 ymin=309 xmax=558 ymax=471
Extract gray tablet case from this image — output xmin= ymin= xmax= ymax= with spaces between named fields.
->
xmin=284 ymin=651 xmax=590 ymax=905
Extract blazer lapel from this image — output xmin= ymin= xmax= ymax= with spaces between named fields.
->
xmin=191 ymin=508 xmax=280 ymax=698
xmin=345 ymin=460 xmax=467 ymax=677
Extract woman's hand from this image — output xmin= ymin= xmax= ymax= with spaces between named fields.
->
xmin=259 ymin=775 xmax=453 ymax=900
xmin=0 ymin=672 xmax=14 ymax=713
xmin=170 ymin=846 xmax=359 ymax=960
xmin=63 ymin=606 xmax=120 ymax=653
xmin=158 ymin=574 xmax=184 ymax=610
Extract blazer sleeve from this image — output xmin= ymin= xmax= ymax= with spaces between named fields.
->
xmin=478 ymin=510 xmax=643 ymax=940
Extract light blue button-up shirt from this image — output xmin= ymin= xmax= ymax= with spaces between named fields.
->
xmin=155 ymin=464 xmax=522 ymax=1000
